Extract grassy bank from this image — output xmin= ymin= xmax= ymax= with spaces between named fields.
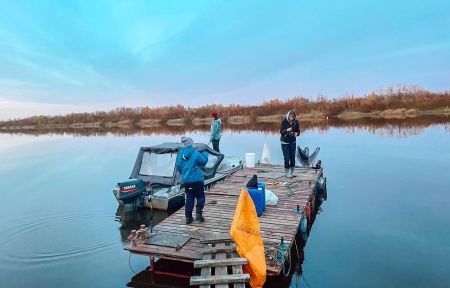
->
xmin=337 ymin=107 xmax=450 ymax=120
xmin=1 ymin=107 xmax=448 ymax=132
xmin=0 ymin=86 xmax=449 ymax=131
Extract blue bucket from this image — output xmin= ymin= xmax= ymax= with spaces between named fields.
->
xmin=247 ymin=182 xmax=266 ymax=216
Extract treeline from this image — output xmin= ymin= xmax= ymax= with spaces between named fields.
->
xmin=1 ymin=85 xmax=449 ymax=128
xmin=2 ymin=115 xmax=447 ymax=138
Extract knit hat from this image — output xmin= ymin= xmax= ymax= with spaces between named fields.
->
xmin=181 ymin=136 xmax=193 ymax=147
xmin=211 ymin=112 xmax=218 ymax=118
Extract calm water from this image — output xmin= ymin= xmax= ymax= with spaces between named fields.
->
xmin=0 ymin=125 xmax=449 ymax=287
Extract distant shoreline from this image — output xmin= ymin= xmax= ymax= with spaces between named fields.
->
xmin=1 ymin=86 xmax=449 ymax=132
xmin=1 ymin=107 xmax=448 ymax=132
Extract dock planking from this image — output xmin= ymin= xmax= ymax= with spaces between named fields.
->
xmin=125 ymin=164 xmax=323 ymax=276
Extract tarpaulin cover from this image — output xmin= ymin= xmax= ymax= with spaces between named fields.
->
xmin=130 ymin=142 xmax=224 ymax=186
xmin=230 ymin=188 xmax=266 ymax=288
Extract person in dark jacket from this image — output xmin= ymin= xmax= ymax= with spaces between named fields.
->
xmin=210 ymin=112 xmax=222 ymax=152
xmin=280 ymin=110 xmax=301 ymax=177
xmin=176 ymin=136 xmax=209 ymax=224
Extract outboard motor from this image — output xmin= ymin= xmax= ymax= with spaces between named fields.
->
xmin=117 ymin=179 xmax=146 ymax=204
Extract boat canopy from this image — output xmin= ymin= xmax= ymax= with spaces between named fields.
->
xmin=130 ymin=142 xmax=224 ymax=186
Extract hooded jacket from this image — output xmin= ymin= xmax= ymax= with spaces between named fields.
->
xmin=280 ymin=110 xmax=300 ymax=144
xmin=176 ymin=146 xmax=209 ymax=184
xmin=210 ymin=118 xmax=222 ymax=141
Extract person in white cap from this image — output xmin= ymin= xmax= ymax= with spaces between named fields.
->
xmin=176 ymin=136 xmax=209 ymax=224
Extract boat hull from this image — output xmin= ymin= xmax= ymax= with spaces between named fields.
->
xmin=149 ymin=158 xmax=243 ymax=211
xmin=113 ymin=156 xmax=243 ymax=211
xmin=146 ymin=193 xmax=185 ymax=211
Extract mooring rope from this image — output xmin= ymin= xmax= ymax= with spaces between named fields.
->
xmin=128 ymin=252 xmax=138 ymax=275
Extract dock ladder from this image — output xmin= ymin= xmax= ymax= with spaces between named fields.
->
xmin=190 ymin=234 xmax=249 ymax=288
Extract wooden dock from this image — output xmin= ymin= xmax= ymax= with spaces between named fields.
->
xmin=125 ymin=164 xmax=325 ymax=276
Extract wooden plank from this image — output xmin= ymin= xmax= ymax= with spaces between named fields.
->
xmin=194 ymin=257 xmax=248 ymax=268
xmin=200 ymin=244 xmax=236 ymax=254
xmin=200 ymin=253 xmax=212 ymax=288
xmin=155 ymin=215 xmax=303 ymax=228
xmin=200 ymin=233 xmax=232 ymax=244
xmin=215 ymin=243 xmax=228 ymax=288
xmin=232 ymin=251 xmax=245 ymax=288
xmin=190 ymin=274 xmax=251 ymax=285
xmin=232 ymin=266 xmax=245 ymax=288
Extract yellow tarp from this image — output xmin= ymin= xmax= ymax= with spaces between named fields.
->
xmin=229 ymin=188 xmax=266 ymax=288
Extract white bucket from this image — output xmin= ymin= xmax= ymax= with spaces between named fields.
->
xmin=245 ymin=153 xmax=256 ymax=168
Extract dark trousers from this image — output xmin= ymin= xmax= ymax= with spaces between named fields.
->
xmin=212 ymin=139 xmax=220 ymax=153
xmin=184 ymin=181 xmax=205 ymax=217
xmin=281 ymin=142 xmax=296 ymax=168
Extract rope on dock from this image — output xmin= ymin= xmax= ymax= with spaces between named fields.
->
xmin=265 ymin=242 xmax=292 ymax=277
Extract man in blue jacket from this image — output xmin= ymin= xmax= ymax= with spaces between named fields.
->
xmin=176 ymin=136 xmax=209 ymax=224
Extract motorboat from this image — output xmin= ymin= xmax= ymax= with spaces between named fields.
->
xmin=113 ymin=142 xmax=242 ymax=210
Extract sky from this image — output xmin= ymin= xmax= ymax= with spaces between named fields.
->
xmin=0 ymin=0 xmax=449 ymax=119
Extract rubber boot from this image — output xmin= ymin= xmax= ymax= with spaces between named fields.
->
xmin=186 ymin=216 xmax=193 ymax=225
xmin=196 ymin=210 xmax=205 ymax=222
xmin=290 ymin=167 xmax=297 ymax=177
xmin=285 ymin=168 xmax=293 ymax=178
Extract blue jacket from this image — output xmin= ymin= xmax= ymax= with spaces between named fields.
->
xmin=210 ymin=118 xmax=222 ymax=141
xmin=176 ymin=146 xmax=209 ymax=184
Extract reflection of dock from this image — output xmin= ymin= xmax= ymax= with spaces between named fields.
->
xmin=125 ymin=164 xmax=326 ymax=276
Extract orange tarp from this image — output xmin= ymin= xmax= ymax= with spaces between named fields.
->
xmin=229 ymin=188 xmax=266 ymax=288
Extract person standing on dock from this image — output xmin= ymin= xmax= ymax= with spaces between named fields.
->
xmin=280 ymin=110 xmax=301 ymax=178
xmin=210 ymin=111 xmax=222 ymax=152
xmin=176 ymin=136 xmax=209 ymax=224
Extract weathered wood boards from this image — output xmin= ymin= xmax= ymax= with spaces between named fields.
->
xmin=125 ymin=164 xmax=323 ymax=276
xmin=191 ymin=236 xmax=249 ymax=288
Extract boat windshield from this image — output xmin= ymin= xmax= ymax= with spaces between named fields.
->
xmin=139 ymin=152 xmax=176 ymax=177
xmin=205 ymin=154 xmax=220 ymax=169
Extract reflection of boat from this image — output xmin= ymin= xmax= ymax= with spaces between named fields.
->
xmin=113 ymin=142 xmax=242 ymax=210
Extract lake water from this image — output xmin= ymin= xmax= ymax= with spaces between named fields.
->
xmin=0 ymin=124 xmax=449 ymax=287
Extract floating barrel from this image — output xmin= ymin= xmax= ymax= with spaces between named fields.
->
xmin=304 ymin=202 xmax=312 ymax=229
xmin=299 ymin=215 xmax=308 ymax=241
xmin=246 ymin=183 xmax=265 ymax=217
xmin=315 ymin=176 xmax=327 ymax=199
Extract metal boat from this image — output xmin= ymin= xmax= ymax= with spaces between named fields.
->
xmin=113 ymin=142 xmax=242 ymax=210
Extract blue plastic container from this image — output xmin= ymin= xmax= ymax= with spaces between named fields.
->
xmin=247 ymin=182 xmax=266 ymax=216
xmin=258 ymin=182 xmax=266 ymax=211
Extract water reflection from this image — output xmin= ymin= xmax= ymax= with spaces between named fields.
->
xmin=1 ymin=115 xmax=448 ymax=137
xmin=1 ymin=125 xmax=448 ymax=288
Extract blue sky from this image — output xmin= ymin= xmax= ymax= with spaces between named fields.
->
xmin=0 ymin=0 xmax=449 ymax=119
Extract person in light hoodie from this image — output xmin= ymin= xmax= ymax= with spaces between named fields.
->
xmin=279 ymin=110 xmax=301 ymax=178
xmin=176 ymin=136 xmax=209 ymax=224
xmin=210 ymin=111 xmax=222 ymax=152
